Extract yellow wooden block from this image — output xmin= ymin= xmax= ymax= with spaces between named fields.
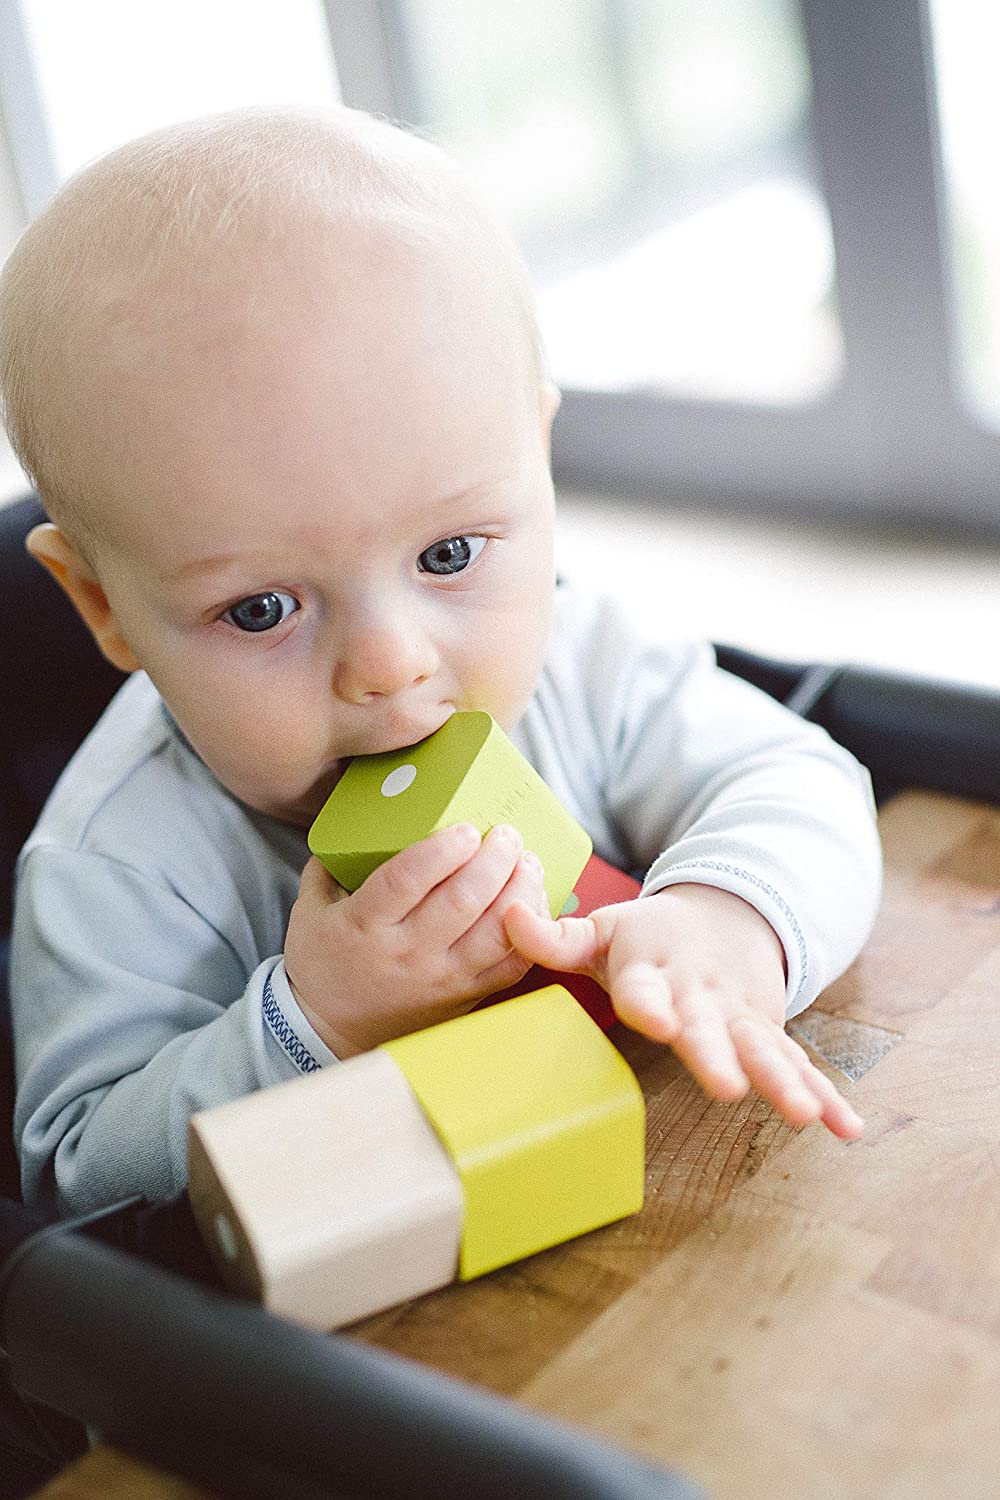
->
xmin=188 ymin=1050 xmax=463 ymax=1329
xmin=382 ymin=986 xmax=645 ymax=1280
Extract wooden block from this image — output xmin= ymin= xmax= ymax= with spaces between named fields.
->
xmin=497 ymin=853 xmax=643 ymax=1030
xmin=559 ymin=850 xmax=643 ymax=917
xmin=384 ymin=986 xmax=645 ymax=1280
xmin=188 ymin=1049 xmax=463 ymax=1330
xmin=189 ymin=987 xmax=644 ymax=1331
xmin=308 ymin=710 xmax=592 ymax=918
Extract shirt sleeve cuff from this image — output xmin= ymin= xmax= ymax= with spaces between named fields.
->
xmin=639 ymin=859 xmax=811 ymax=1018
xmin=261 ymin=958 xmax=341 ymax=1074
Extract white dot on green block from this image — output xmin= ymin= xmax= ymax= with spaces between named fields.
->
xmin=381 ymin=764 xmax=417 ymax=797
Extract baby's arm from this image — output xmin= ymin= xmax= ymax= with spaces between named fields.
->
xmin=509 ymin=589 xmax=883 ymax=1134
xmin=504 ymin=883 xmax=863 ymax=1138
xmin=284 ymin=822 xmax=549 ymax=1057
xmin=11 ymin=847 xmax=287 ymax=1215
xmin=12 ymin=826 xmax=548 ymax=1216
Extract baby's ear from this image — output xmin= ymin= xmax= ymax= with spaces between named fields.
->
xmin=539 ymin=381 xmax=561 ymax=461
xmin=26 ymin=522 xmax=141 ymax=674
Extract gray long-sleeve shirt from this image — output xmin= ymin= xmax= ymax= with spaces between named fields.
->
xmin=11 ymin=585 xmax=882 ymax=1215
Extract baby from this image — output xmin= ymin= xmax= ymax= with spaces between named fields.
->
xmin=0 ymin=107 xmax=882 ymax=1217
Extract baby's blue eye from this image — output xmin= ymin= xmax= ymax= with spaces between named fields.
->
xmin=418 ymin=535 xmax=486 ymax=575
xmin=223 ymin=591 xmax=299 ymax=633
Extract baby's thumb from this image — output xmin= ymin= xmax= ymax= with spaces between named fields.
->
xmin=297 ymin=855 xmax=349 ymax=905
xmin=503 ymin=902 xmax=598 ymax=974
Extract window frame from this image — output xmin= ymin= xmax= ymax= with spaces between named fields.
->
xmin=3 ymin=0 xmax=996 ymax=531
xmin=0 ymin=1 xmax=57 ymax=221
xmin=323 ymin=0 xmax=1000 ymax=533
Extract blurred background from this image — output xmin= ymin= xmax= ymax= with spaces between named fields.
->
xmin=0 ymin=0 xmax=996 ymax=684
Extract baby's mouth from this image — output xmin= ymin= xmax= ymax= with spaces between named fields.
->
xmin=353 ymin=708 xmax=458 ymax=761
xmin=324 ymin=709 xmax=458 ymax=789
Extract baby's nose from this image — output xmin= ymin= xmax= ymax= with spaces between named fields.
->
xmin=332 ymin=615 xmax=439 ymax=705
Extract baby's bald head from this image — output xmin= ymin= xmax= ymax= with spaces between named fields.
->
xmin=0 ymin=106 xmax=545 ymax=561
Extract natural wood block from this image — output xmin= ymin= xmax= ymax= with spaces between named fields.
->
xmin=189 ymin=987 xmax=644 ymax=1329
xmin=308 ymin=710 xmax=592 ymax=917
xmin=188 ymin=1049 xmax=463 ymax=1330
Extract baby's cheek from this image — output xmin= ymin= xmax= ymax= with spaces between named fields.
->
xmin=240 ymin=713 xmax=319 ymax=782
xmin=189 ymin=692 xmax=318 ymax=789
xmin=467 ymin=629 xmax=546 ymax=725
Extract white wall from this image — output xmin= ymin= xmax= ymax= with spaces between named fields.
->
xmin=0 ymin=109 xmax=29 ymax=504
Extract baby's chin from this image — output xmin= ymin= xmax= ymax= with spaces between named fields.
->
xmin=240 ymin=759 xmax=350 ymax=829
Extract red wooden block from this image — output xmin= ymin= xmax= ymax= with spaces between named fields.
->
xmin=488 ymin=853 xmax=642 ymax=1031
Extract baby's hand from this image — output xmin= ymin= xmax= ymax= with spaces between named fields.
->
xmin=284 ymin=823 xmax=549 ymax=1057
xmin=504 ymin=883 xmax=864 ymax=1140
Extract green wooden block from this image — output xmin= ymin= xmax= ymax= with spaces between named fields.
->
xmin=308 ymin=711 xmax=592 ymax=918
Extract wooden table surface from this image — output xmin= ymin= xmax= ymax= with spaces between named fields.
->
xmin=36 ymin=791 xmax=1000 ymax=1500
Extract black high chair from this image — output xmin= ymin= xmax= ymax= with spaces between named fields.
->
xmin=0 ymin=491 xmax=996 ymax=1499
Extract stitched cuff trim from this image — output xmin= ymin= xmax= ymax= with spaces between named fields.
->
xmin=262 ymin=969 xmax=321 ymax=1074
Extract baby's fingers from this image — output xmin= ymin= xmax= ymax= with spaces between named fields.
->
xmin=448 ymin=850 xmax=550 ymax=981
xmin=502 ymin=901 xmax=599 ymax=974
xmin=728 ymin=1015 xmax=820 ymax=1127
xmin=729 ymin=1017 xmax=864 ymax=1139
xmin=775 ymin=1028 xmax=864 ymax=1138
xmin=800 ymin=1063 xmax=865 ymax=1140
xmin=608 ymin=962 xmax=681 ymax=1043
xmin=667 ymin=992 xmax=751 ymax=1102
xmin=295 ymin=855 xmax=350 ymax=907
xmin=349 ymin=823 xmax=481 ymax=930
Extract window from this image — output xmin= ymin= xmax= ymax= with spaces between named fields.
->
xmin=324 ymin=0 xmax=1000 ymax=530
xmin=931 ymin=0 xmax=1000 ymax=432
xmin=2 ymin=0 xmax=338 ymax=210
xmin=395 ymin=0 xmax=842 ymax=407
xmin=4 ymin=0 xmax=1000 ymax=529
xmin=0 ymin=0 xmax=341 ymax=500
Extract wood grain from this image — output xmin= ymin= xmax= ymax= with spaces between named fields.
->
xmin=355 ymin=790 xmax=1000 ymax=1498
xmin=31 ymin=1447 xmax=214 ymax=1499
xmin=39 ymin=791 xmax=1000 ymax=1499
